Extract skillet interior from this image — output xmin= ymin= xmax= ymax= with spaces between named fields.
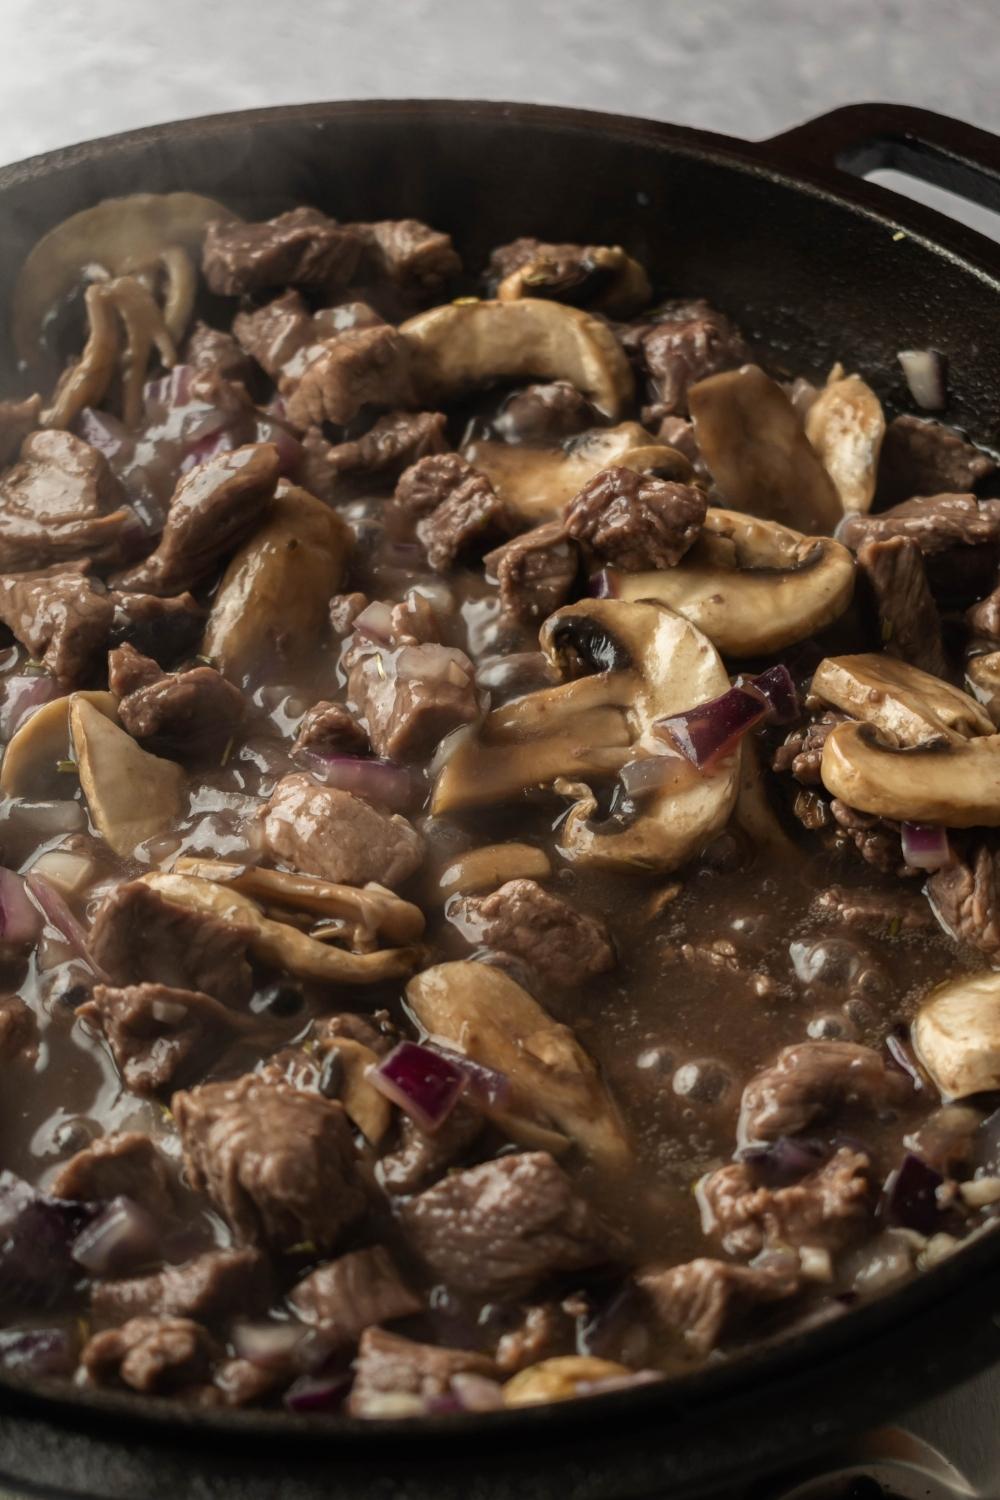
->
xmin=2 ymin=99 xmax=1000 ymax=1500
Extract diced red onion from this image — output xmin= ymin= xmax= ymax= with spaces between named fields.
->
xmin=297 ymin=752 xmax=418 ymax=813
xmin=576 ymin=1370 xmax=664 ymax=1397
xmin=370 ymin=1041 xmax=468 ymax=1133
xmin=75 ymin=406 xmax=130 ymax=461
xmin=352 ymin=601 xmax=395 ymax=643
xmin=448 ymin=1372 xmax=506 ymax=1411
xmin=739 ymin=665 xmax=800 ymax=725
xmin=619 ymin=752 xmax=699 ymax=801
xmin=883 ymin=1152 xmax=944 ymax=1234
xmin=26 ymin=874 xmax=95 ymax=970
xmin=283 ymin=1370 xmax=352 ymax=1414
xmin=0 ymin=869 xmax=43 ymax=948
xmin=898 ymin=349 xmax=948 ymax=411
xmin=654 ymin=685 xmax=769 ymax=769
xmin=71 ymin=1196 xmax=159 ymax=1276
xmin=232 ymin=1320 xmax=305 ymax=1368
xmin=0 ymin=673 xmax=63 ymax=739
xmin=179 ymin=427 xmax=237 ymax=473
xmin=0 ymin=1171 xmax=98 ymax=1309
xmin=144 ymin=363 xmax=194 ymax=411
xmin=429 ymin=1045 xmax=511 ymax=1110
xmin=253 ymin=414 xmax=303 ymax=475
xmin=738 ymin=1136 xmax=828 ymax=1187
xmin=588 ymin=568 xmax=618 ymax=599
xmin=901 ymin=821 xmax=951 ymax=871
xmin=0 ymin=1326 xmax=75 ymax=1377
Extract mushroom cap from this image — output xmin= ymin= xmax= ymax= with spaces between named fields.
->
xmin=466 ymin=423 xmax=692 ymax=524
xmin=804 ymin=369 xmax=885 ymax=515
xmin=913 ymin=971 xmax=1000 ymax=1098
xmin=0 ymin=688 xmax=116 ymax=798
xmin=965 ymin=652 xmax=1000 ymax=728
xmin=820 ymin=719 xmax=1000 ymax=826
xmin=14 ymin=192 xmax=239 ymax=364
xmin=689 ymin=364 xmax=842 ymax=534
xmin=496 ymin=243 xmax=651 ymax=317
xmin=401 ymin=298 xmax=634 ymax=418
xmin=70 ymin=696 xmax=185 ymax=857
xmin=612 ymin=508 xmax=855 ymax=657
xmin=811 ymin=653 xmax=993 ymax=744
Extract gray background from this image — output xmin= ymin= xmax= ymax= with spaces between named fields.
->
xmin=2 ymin=0 xmax=999 ymax=166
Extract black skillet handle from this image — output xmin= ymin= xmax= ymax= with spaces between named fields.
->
xmin=766 ymin=101 xmax=1000 ymax=215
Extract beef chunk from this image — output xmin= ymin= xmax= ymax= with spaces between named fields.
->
xmin=109 ymin=644 xmax=245 ymax=754
xmin=377 ymin=1105 xmax=484 ymax=1196
xmin=699 ymin=1147 xmax=873 ymax=1258
xmin=454 ymin=879 xmax=614 ymax=990
xmin=172 ymin=1075 xmax=365 ymax=1251
xmin=927 ymin=844 xmax=1000 ymax=958
xmin=233 ymin=290 xmax=316 ymax=381
xmin=106 ymin=588 xmax=205 ymax=665
xmin=291 ymin=700 xmax=368 ymax=757
xmin=0 ymin=563 xmax=112 ymax=685
xmin=828 ymin=799 xmax=913 ymax=878
xmin=88 ymin=881 xmax=254 ymax=1005
xmin=82 ymin=1315 xmax=218 ymax=1394
xmin=838 ymin=492 xmax=1000 ymax=555
xmin=51 ymin=1132 xmax=177 ymax=1219
xmin=772 ymin=713 xmax=846 ymax=785
xmin=494 ymin=1303 xmax=575 ymax=1374
xmin=812 ymin=884 xmax=931 ymax=934
xmin=355 ymin=219 xmax=461 ymax=291
xmin=184 ymin=322 xmax=254 ymax=384
xmin=0 ymin=394 xmax=41 ymax=467
xmin=495 ymin=382 xmax=597 ymax=443
xmin=484 ymin=521 xmax=579 ymax=623
xmin=348 ymin=1328 xmax=496 ymax=1417
xmin=347 ymin=639 xmax=479 ymax=763
xmin=878 ymin=414 xmax=996 ymax=506
xmin=79 ymin=982 xmax=247 ymax=1096
xmin=739 ymin=1041 xmax=913 ymax=1144
xmin=857 ymin=537 xmax=947 ymax=678
xmin=115 ymin=442 xmax=280 ymax=597
xmin=202 ymin=208 xmax=363 ymax=296
xmin=395 ymin=453 xmax=512 ymax=571
xmin=967 ymin=586 xmax=1000 ymax=645
xmin=300 ymin=411 xmax=449 ymax=500
xmin=0 ymin=995 xmax=37 ymax=1062
xmin=91 ymin=1248 xmax=269 ymax=1326
xmin=0 ymin=430 xmax=130 ymax=571
xmin=329 ymin=591 xmax=368 ymax=636
xmin=288 ymin=1247 xmax=421 ymax=1346
xmin=284 ymin=326 xmax=414 ymax=430
xmin=399 ymin=1152 xmax=611 ymax=1297
xmin=262 ymin=773 xmax=423 ymax=887
xmin=564 ymin=466 xmax=706 ymax=569
xmin=635 ymin=299 xmax=752 ymax=416
xmin=636 ymin=1259 xmax=798 ymax=1359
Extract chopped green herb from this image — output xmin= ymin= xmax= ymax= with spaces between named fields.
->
xmin=56 ymin=759 xmax=77 ymax=774
xmin=889 ymin=916 xmax=902 ymax=938
xmin=287 ymin=1240 xmax=318 ymax=1257
xmin=880 ymin=617 xmax=893 ymax=642
xmin=451 ymin=295 xmax=480 ymax=306
xmin=195 ymin=654 xmax=214 ymax=667
xmin=892 ymin=230 xmax=906 ymax=242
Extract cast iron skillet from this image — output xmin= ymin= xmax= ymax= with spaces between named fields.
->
xmin=2 ymin=99 xmax=1000 ymax=1500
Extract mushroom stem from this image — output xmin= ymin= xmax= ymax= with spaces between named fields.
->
xmin=156 ymin=246 xmax=198 ymax=344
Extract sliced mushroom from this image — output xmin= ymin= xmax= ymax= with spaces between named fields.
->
xmin=913 ymin=971 xmax=1000 ymax=1098
xmin=70 ymin=697 xmax=184 ymax=858
xmin=811 ymin=654 xmax=993 ymax=744
xmin=0 ymin=689 xmax=115 ymax=798
xmin=435 ymin=843 xmax=552 ymax=901
xmin=319 ymin=1036 xmax=391 ymax=1144
xmin=820 ymin=719 xmax=1000 ymax=826
xmin=805 ymin=367 xmax=885 ymax=514
xmin=496 ymin=244 xmax=651 ymax=317
xmin=966 ymin=652 xmax=1000 ymax=727
xmin=140 ymin=872 xmax=421 ymax=984
xmin=402 ymin=298 xmax=634 ymax=419
xmin=15 ymin=191 xmax=239 ymax=363
xmin=405 ymin=960 xmax=631 ymax=1169
xmin=172 ymin=857 xmax=425 ymax=946
xmin=502 ymin=1356 xmax=632 ymax=1407
xmin=465 ymin=423 xmax=693 ymax=524
xmin=202 ymin=482 xmax=352 ymax=683
xmin=689 ymin=365 xmax=842 ymax=534
xmin=610 ymin=508 xmax=855 ymax=657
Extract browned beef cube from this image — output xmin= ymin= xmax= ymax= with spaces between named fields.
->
xmin=82 ymin=1315 xmax=219 ymax=1393
xmin=771 ymin=713 xmax=846 ymax=786
xmin=300 ymin=411 xmax=449 ymax=500
xmin=232 ymin=290 xmax=316 ymax=382
xmin=812 ymin=884 xmax=931 ymax=934
xmin=698 ymin=1147 xmax=873 ymax=1259
xmin=838 ymin=492 xmax=1000 ymax=555
xmin=564 ymin=465 xmax=706 ymax=570
xmin=356 ymin=219 xmax=461 ymax=290
xmin=494 ymin=1303 xmax=576 ymax=1374
xmin=109 ymin=644 xmax=246 ymax=754
xmin=0 ymin=430 xmax=131 ymax=572
xmin=347 ymin=640 xmax=479 ymax=763
xmin=454 ymin=879 xmax=614 ymax=990
xmin=878 ymin=414 xmax=995 ymax=506
xmin=856 ymin=537 xmax=947 ymax=678
xmin=288 ymin=1246 xmax=421 ymax=1346
xmin=399 ymin=1152 xmax=611 ymax=1297
xmin=827 ymin=799 xmax=912 ymax=878
xmin=51 ymin=1132 xmax=178 ymax=1219
xmin=636 ymin=299 xmax=751 ymax=416
xmin=172 ymin=1075 xmax=365 ymax=1251
xmin=495 ymin=382 xmax=596 ymax=443
xmin=114 ymin=442 xmax=280 ymax=597
xmin=106 ymin=588 xmax=205 ymax=665
xmin=0 ymin=995 xmax=37 ymax=1062
xmin=284 ymin=326 xmax=413 ymax=429
xmin=484 ymin=521 xmax=579 ymax=623
xmin=329 ymin=591 xmax=369 ymax=636
xmin=376 ymin=1105 xmax=483 ymax=1197
xmin=739 ymin=1041 xmax=913 ymax=1145
xmin=262 ymin=773 xmax=423 ymax=887
xmin=348 ymin=1328 xmax=496 ymax=1417
xmin=91 ymin=1248 xmax=269 ymax=1327
xmin=184 ymin=322 xmax=255 ymax=384
xmin=636 ymin=1258 xmax=798 ymax=1358
xmin=79 ymin=982 xmax=247 ymax=1096
xmin=202 ymin=208 xmax=363 ymax=296
xmin=291 ymin=700 xmax=368 ymax=757
xmin=927 ymin=844 xmax=1000 ymax=959
xmin=395 ymin=453 xmax=512 ymax=571
xmin=0 ymin=562 xmax=112 ymax=685
xmin=87 ymin=881 xmax=254 ymax=1005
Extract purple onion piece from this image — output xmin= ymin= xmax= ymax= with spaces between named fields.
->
xmin=0 ymin=1172 xmax=98 ymax=1309
xmin=577 ymin=1370 xmax=664 ymax=1397
xmin=75 ymin=406 xmax=130 ymax=461
xmin=71 ymin=1197 xmax=159 ymax=1277
xmin=179 ymin=427 xmax=237 ymax=473
xmin=738 ymin=1136 xmax=828 ymax=1187
xmin=0 ymin=869 xmax=43 ymax=948
xmin=26 ymin=875 xmax=95 ymax=970
xmin=653 ymin=685 xmax=769 ymax=769
xmin=882 ymin=1152 xmax=944 ymax=1234
xmin=898 ymin=349 xmax=948 ymax=411
xmin=588 ymin=568 xmax=617 ymax=599
xmin=296 ymin=752 xmax=418 ymax=814
xmin=370 ymin=1041 xmax=469 ymax=1133
xmin=901 ymin=821 xmax=951 ymax=872
xmin=743 ymin=664 xmax=800 ymax=725
xmin=0 ymin=672 xmax=64 ymax=740
xmin=618 ymin=753 xmax=698 ymax=802
xmin=232 ymin=1319 xmax=305 ymax=1369
xmin=253 ymin=414 xmax=303 ymax=475
xmin=0 ymin=1326 xmax=76 ymax=1378
xmin=283 ymin=1370 xmax=352 ymax=1414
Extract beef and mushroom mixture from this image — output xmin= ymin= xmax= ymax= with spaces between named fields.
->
xmin=1 ymin=195 xmax=999 ymax=1419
